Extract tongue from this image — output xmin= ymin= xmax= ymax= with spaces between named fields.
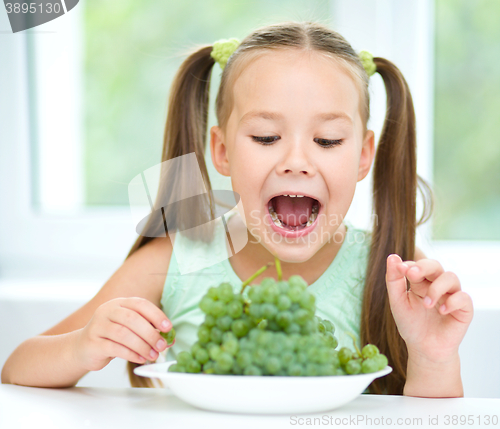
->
xmin=273 ymin=196 xmax=314 ymax=226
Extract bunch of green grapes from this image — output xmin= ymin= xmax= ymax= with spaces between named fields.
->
xmin=167 ymin=266 xmax=388 ymax=376
xmin=337 ymin=343 xmax=389 ymax=375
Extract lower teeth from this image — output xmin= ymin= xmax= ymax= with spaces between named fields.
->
xmin=269 ymin=207 xmax=317 ymax=230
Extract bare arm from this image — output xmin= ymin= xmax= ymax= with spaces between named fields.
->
xmin=1 ymin=236 xmax=173 ymax=388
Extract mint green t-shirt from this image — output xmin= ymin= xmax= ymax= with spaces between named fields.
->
xmin=160 ymin=211 xmax=372 ymax=362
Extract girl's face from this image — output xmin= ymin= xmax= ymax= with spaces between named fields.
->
xmin=210 ymin=49 xmax=374 ymax=263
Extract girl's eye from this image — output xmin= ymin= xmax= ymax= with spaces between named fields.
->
xmin=252 ymin=136 xmax=280 ymax=145
xmin=251 ymin=136 xmax=343 ymax=148
xmin=314 ymin=138 xmax=343 ymax=148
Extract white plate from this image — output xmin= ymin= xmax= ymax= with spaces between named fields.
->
xmin=134 ymin=361 xmax=392 ymax=414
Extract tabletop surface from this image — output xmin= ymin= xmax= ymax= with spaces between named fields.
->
xmin=1 ymin=384 xmax=499 ymax=429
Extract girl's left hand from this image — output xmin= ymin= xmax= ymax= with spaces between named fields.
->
xmin=385 ymin=254 xmax=474 ymax=363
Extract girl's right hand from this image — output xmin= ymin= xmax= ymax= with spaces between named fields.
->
xmin=74 ymin=297 xmax=173 ymax=371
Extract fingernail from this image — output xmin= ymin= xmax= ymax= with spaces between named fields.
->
xmin=440 ymin=304 xmax=446 ymax=313
xmin=161 ymin=320 xmax=171 ymax=331
xmin=401 ymin=263 xmax=409 ymax=269
xmin=149 ymin=349 xmax=158 ymax=359
xmin=409 ymin=266 xmax=420 ymax=275
xmin=424 ymin=296 xmax=432 ymax=306
xmin=156 ymin=339 xmax=166 ymax=350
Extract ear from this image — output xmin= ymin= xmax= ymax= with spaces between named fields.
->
xmin=210 ymin=125 xmax=230 ymax=177
xmin=358 ymin=129 xmax=375 ymax=182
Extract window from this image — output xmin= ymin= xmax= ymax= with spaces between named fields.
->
xmin=434 ymin=0 xmax=500 ymax=241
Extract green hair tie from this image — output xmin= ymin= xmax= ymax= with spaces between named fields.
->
xmin=358 ymin=50 xmax=377 ymax=77
xmin=211 ymin=38 xmax=241 ymax=70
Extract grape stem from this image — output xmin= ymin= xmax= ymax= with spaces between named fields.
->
xmin=274 ymin=254 xmax=282 ymax=281
xmin=240 ymin=262 xmax=274 ymax=294
xmin=346 ymin=332 xmax=362 ymax=358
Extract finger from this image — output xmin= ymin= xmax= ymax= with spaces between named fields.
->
xmin=104 ymin=339 xmax=149 ymax=364
xmin=110 ymin=306 xmax=169 ymax=353
xmin=422 ymin=271 xmax=462 ymax=309
xmin=104 ymin=322 xmax=159 ymax=362
xmin=395 ymin=261 xmax=431 ymax=297
xmin=439 ymin=291 xmax=473 ymax=323
xmin=386 ymin=254 xmax=410 ymax=306
xmin=405 ymin=259 xmax=445 ymax=285
xmin=118 ymin=297 xmax=172 ymax=332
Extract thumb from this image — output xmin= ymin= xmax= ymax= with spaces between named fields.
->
xmin=385 ymin=254 xmax=409 ymax=307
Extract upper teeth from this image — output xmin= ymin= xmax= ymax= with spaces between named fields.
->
xmin=282 ymin=194 xmax=304 ymax=197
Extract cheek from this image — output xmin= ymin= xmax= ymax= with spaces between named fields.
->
xmin=321 ymin=149 xmax=359 ymax=199
xmin=228 ymin=146 xmax=265 ymax=202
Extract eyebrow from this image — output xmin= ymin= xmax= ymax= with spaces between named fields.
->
xmin=239 ymin=110 xmax=353 ymax=125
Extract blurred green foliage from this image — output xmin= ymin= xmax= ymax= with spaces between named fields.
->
xmin=83 ymin=0 xmax=333 ymax=205
xmin=434 ymin=0 xmax=500 ymax=240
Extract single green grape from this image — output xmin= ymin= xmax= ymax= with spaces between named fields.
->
xmin=211 ymin=301 xmax=226 ymax=317
xmin=276 ymin=294 xmax=292 ymax=311
xmin=216 ymin=352 xmax=234 ymax=371
xmin=207 ymin=287 xmax=219 ymax=300
xmin=208 ymin=344 xmax=222 ymax=361
xmin=190 ymin=341 xmax=202 ymax=356
xmin=293 ymin=308 xmax=310 ymax=326
xmin=362 ymin=344 xmax=380 ymax=359
xmin=243 ymin=365 xmax=262 ymax=376
xmin=287 ymin=363 xmax=304 ymax=376
xmin=287 ymin=286 xmax=303 ymax=303
xmin=194 ymin=348 xmax=209 ymax=364
xmin=373 ymin=353 xmax=388 ymax=370
xmin=361 ymin=357 xmax=379 ymax=374
xmin=276 ymin=311 xmax=293 ymax=328
xmin=221 ymin=338 xmax=239 ymax=356
xmin=176 ymin=351 xmax=192 ymax=367
xmin=231 ymin=319 xmax=250 ymax=337
xmin=160 ymin=327 xmax=176 ymax=345
xmin=299 ymin=291 xmax=315 ymax=310
xmin=186 ymin=359 xmax=201 ymax=373
xmin=345 ymin=359 xmax=362 ymax=375
xmin=236 ymin=350 xmax=252 ymax=368
xmin=217 ymin=282 xmax=234 ymax=303
xmin=261 ymin=303 xmax=278 ymax=320
xmin=227 ymin=300 xmax=243 ymax=318
xmin=288 ymin=275 xmax=308 ymax=290
xmin=209 ymin=327 xmax=223 ymax=344
xmin=322 ymin=319 xmax=334 ymax=333
xmin=199 ymin=296 xmax=214 ymax=314
xmin=284 ymin=323 xmax=301 ymax=335
xmin=265 ymin=356 xmax=282 ymax=374
xmin=216 ymin=315 xmax=233 ymax=332
xmin=168 ymin=363 xmax=179 ymax=372
xmin=204 ymin=314 xmax=216 ymax=328
xmin=338 ymin=347 xmax=353 ymax=365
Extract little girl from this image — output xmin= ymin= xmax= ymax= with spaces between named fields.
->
xmin=1 ymin=21 xmax=473 ymax=397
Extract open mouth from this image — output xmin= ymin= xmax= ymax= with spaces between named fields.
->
xmin=267 ymin=194 xmax=320 ymax=231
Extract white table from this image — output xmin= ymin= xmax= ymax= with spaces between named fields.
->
xmin=1 ymin=384 xmax=499 ymax=429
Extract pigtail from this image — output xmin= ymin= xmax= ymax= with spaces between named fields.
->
xmin=360 ymin=57 xmax=434 ymax=395
xmin=125 ymin=45 xmax=217 ymax=387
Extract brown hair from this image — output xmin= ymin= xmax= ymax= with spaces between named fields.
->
xmin=125 ymin=21 xmax=434 ymax=392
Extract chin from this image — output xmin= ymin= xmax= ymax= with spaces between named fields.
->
xmin=262 ymin=238 xmax=319 ymax=264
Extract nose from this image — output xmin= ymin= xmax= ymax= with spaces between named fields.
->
xmin=277 ymin=139 xmax=315 ymax=176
